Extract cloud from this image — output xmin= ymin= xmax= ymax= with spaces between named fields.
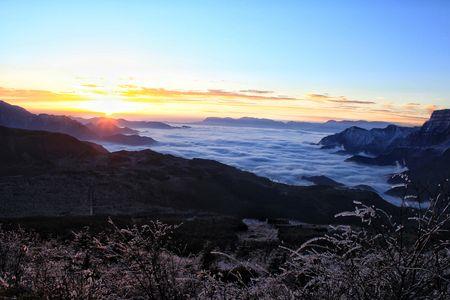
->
xmin=306 ymin=93 xmax=375 ymax=104
xmin=0 ymin=87 xmax=85 ymax=102
xmin=104 ymin=126 xmax=400 ymax=204
xmin=121 ymin=86 xmax=297 ymax=101
xmin=239 ymin=89 xmax=274 ymax=94
xmin=81 ymin=83 xmax=99 ymax=88
xmin=306 ymin=93 xmax=331 ymax=100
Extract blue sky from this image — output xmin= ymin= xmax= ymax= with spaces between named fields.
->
xmin=0 ymin=1 xmax=449 ymax=123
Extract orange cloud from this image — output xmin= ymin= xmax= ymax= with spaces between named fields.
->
xmin=306 ymin=93 xmax=375 ymax=104
xmin=0 ymin=87 xmax=85 ymax=102
xmin=81 ymin=83 xmax=100 ymax=88
xmin=121 ymin=86 xmax=297 ymax=101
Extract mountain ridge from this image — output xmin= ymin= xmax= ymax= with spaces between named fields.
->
xmin=0 ymin=100 xmax=157 ymax=146
xmin=200 ymin=116 xmax=397 ymax=132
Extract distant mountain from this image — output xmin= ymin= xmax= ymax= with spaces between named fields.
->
xmin=320 ymin=109 xmax=450 ymax=199
xmin=0 ymin=125 xmax=396 ymax=222
xmin=320 ymin=125 xmax=417 ymax=155
xmin=200 ymin=116 xmax=394 ymax=132
xmin=84 ymin=117 xmax=138 ymax=136
xmin=75 ymin=116 xmax=180 ymax=129
xmin=116 ymin=118 xmax=179 ymax=129
xmin=0 ymin=101 xmax=157 ymax=146
xmin=320 ymin=109 xmax=450 ymax=155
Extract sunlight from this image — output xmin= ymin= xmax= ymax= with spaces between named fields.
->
xmin=76 ymin=98 xmax=145 ymax=115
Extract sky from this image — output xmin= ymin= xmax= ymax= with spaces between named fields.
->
xmin=0 ymin=0 xmax=449 ymax=124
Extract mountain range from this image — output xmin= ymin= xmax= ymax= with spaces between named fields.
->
xmin=319 ymin=109 xmax=450 ymax=199
xmin=0 ymin=100 xmax=156 ymax=146
xmin=74 ymin=116 xmax=185 ymax=129
xmin=200 ymin=116 xmax=395 ymax=132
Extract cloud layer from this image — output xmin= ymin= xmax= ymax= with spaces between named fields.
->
xmin=102 ymin=124 xmax=405 ymax=205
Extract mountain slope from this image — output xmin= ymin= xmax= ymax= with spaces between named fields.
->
xmin=0 ymin=126 xmax=396 ymax=223
xmin=0 ymin=126 xmax=107 ymax=166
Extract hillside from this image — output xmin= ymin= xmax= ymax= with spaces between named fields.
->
xmin=0 ymin=126 xmax=395 ymax=223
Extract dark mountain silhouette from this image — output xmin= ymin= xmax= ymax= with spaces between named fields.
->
xmin=75 ymin=116 xmax=180 ymax=129
xmin=0 ymin=101 xmax=157 ymax=146
xmin=0 ymin=126 xmax=107 ymax=173
xmin=0 ymin=126 xmax=396 ymax=223
xmin=0 ymin=100 xmax=96 ymax=139
xmin=85 ymin=118 xmax=138 ymax=136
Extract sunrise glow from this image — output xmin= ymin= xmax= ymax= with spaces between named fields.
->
xmin=0 ymin=1 xmax=448 ymax=124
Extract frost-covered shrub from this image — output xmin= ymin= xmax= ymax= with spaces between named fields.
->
xmin=282 ymin=191 xmax=450 ymax=299
xmin=1 ymin=186 xmax=449 ymax=299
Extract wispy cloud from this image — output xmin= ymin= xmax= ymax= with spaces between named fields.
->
xmin=239 ymin=89 xmax=274 ymax=94
xmin=121 ymin=86 xmax=297 ymax=101
xmin=81 ymin=83 xmax=100 ymax=88
xmin=0 ymin=87 xmax=85 ymax=102
xmin=306 ymin=93 xmax=375 ymax=104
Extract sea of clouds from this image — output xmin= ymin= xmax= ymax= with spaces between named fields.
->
xmin=103 ymin=124 xmax=405 ymax=205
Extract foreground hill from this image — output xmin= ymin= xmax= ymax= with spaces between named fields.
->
xmin=0 ymin=126 xmax=395 ymax=223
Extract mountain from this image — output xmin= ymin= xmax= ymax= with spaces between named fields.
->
xmin=202 ymin=117 xmax=287 ymax=128
xmin=320 ymin=109 xmax=450 ymax=155
xmin=200 ymin=116 xmax=394 ymax=132
xmin=319 ymin=125 xmax=417 ymax=155
xmin=320 ymin=109 xmax=450 ymax=199
xmin=85 ymin=118 xmax=138 ymax=136
xmin=116 ymin=118 xmax=179 ymax=129
xmin=0 ymin=101 xmax=157 ymax=146
xmin=0 ymin=126 xmax=107 ymax=175
xmin=400 ymin=109 xmax=450 ymax=149
xmin=0 ymin=126 xmax=396 ymax=223
xmin=0 ymin=100 xmax=96 ymax=139
xmin=75 ymin=116 xmax=180 ymax=129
